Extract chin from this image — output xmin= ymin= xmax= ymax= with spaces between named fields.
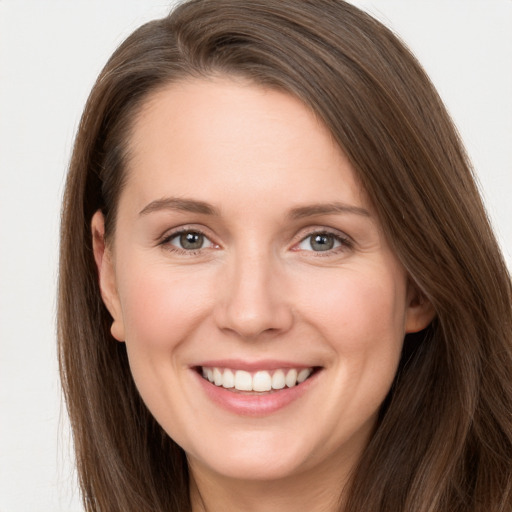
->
xmin=186 ymin=431 xmax=316 ymax=482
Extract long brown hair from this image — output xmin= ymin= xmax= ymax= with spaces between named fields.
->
xmin=58 ymin=1 xmax=512 ymax=510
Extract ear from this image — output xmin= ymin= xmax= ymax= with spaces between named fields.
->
xmin=404 ymin=281 xmax=436 ymax=333
xmin=91 ymin=210 xmax=125 ymax=342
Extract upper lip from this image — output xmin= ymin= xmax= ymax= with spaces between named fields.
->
xmin=194 ymin=359 xmax=319 ymax=371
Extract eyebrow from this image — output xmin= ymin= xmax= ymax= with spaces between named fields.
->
xmin=139 ymin=197 xmax=370 ymax=219
xmin=288 ymin=202 xmax=371 ymax=219
xmin=139 ymin=197 xmax=219 ymax=216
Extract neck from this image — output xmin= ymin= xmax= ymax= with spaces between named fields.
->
xmin=188 ymin=451 xmax=354 ymax=512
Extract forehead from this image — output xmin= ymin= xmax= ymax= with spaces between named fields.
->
xmin=122 ymin=77 xmax=368 ymax=213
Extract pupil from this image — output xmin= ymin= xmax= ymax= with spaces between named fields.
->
xmin=180 ymin=232 xmax=203 ymax=250
xmin=311 ymin=234 xmax=334 ymax=251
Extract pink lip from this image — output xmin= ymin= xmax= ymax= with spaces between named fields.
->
xmin=195 ymin=359 xmax=314 ymax=371
xmin=192 ymin=365 xmax=321 ymax=417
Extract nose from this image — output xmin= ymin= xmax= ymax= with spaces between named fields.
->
xmin=213 ymin=247 xmax=294 ymax=340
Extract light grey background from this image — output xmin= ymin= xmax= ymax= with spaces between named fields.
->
xmin=1 ymin=1 xmax=510 ymax=510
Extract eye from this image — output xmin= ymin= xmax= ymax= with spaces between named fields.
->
xmin=297 ymin=232 xmax=345 ymax=252
xmin=164 ymin=230 xmax=215 ymax=252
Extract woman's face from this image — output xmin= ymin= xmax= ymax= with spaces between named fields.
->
xmin=93 ymin=78 xmax=431 ymax=485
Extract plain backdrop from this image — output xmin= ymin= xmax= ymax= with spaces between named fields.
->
xmin=0 ymin=1 xmax=511 ymax=510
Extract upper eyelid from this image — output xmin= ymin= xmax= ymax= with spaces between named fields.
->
xmin=159 ymin=228 xmax=218 ymax=254
xmin=159 ymin=225 xmax=215 ymax=243
xmin=293 ymin=226 xmax=352 ymax=244
xmin=166 ymin=229 xmax=211 ymax=242
xmin=157 ymin=224 xmax=352 ymax=248
xmin=290 ymin=228 xmax=354 ymax=256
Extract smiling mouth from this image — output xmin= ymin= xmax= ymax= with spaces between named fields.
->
xmin=197 ymin=366 xmax=319 ymax=393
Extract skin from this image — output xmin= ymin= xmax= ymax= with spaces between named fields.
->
xmin=92 ymin=77 xmax=434 ymax=512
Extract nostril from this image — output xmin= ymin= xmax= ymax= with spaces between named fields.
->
xmin=214 ymin=302 xmax=294 ymax=340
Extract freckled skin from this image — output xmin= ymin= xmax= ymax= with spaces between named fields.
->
xmin=92 ymin=78 xmax=433 ymax=511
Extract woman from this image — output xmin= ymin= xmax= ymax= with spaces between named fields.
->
xmin=58 ymin=0 xmax=512 ymax=510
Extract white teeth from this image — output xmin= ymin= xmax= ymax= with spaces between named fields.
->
xmin=285 ymin=369 xmax=298 ymax=388
xmin=297 ymin=368 xmax=312 ymax=383
xmin=222 ymin=369 xmax=234 ymax=388
xmin=271 ymin=370 xmax=286 ymax=390
xmin=253 ymin=371 xmax=272 ymax=392
xmin=201 ymin=366 xmax=314 ymax=391
xmin=235 ymin=370 xmax=252 ymax=391
xmin=213 ymin=368 xmax=223 ymax=386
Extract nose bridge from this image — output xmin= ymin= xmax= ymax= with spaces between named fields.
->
xmin=215 ymin=241 xmax=292 ymax=339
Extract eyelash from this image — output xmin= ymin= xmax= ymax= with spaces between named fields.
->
xmin=159 ymin=228 xmax=216 ymax=255
xmin=158 ymin=227 xmax=352 ymax=256
xmin=295 ymin=230 xmax=352 ymax=255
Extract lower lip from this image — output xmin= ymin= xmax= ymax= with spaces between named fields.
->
xmin=194 ymin=369 xmax=320 ymax=417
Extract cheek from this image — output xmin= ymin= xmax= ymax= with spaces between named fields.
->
xmin=294 ymin=264 xmax=408 ymax=356
xmin=114 ymin=262 xmax=213 ymax=429
xmin=117 ymin=261 xmax=215 ymax=352
xmin=304 ymin=265 xmax=408 ymax=419
xmin=302 ymin=269 xmax=406 ymax=334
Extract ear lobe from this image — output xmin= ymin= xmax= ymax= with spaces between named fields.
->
xmin=91 ymin=210 xmax=125 ymax=342
xmin=405 ymin=283 xmax=436 ymax=334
